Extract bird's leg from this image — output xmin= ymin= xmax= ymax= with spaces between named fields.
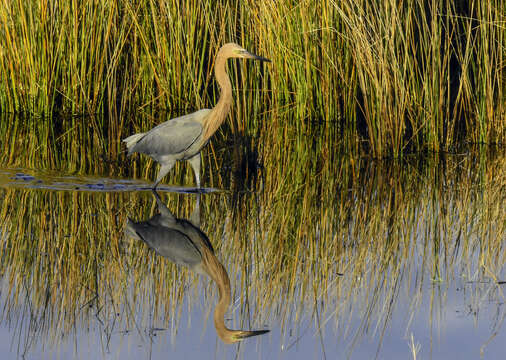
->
xmin=188 ymin=153 xmax=201 ymax=188
xmin=189 ymin=193 xmax=201 ymax=227
xmin=151 ymin=189 xmax=176 ymax=221
xmin=154 ymin=160 xmax=175 ymax=189
xmin=151 ymin=188 xmax=163 ymax=204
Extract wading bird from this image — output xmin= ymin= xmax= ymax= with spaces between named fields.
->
xmin=125 ymin=191 xmax=269 ymax=343
xmin=123 ymin=43 xmax=270 ymax=188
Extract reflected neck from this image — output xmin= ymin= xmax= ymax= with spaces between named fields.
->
xmin=200 ymin=247 xmax=236 ymax=343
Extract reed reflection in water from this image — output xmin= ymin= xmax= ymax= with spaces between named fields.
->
xmin=0 ymin=151 xmax=504 ymax=359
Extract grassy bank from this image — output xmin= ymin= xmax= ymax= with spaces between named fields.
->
xmin=0 ymin=0 xmax=504 ymax=158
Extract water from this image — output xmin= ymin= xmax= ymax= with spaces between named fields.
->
xmin=0 ymin=151 xmax=504 ymax=360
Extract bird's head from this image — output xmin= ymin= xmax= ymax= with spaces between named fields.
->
xmin=219 ymin=43 xmax=271 ymax=62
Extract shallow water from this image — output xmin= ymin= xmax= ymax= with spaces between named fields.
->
xmin=0 ymin=151 xmax=504 ymax=360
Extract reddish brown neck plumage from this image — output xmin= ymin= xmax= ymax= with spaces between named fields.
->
xmin=202 ymin=50 xmax=233 ymax=141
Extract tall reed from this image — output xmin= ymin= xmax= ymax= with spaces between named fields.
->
xmin=0 ymin=0 xmax=503 ymax=158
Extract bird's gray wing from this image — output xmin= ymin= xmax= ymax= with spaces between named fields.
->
xmin=132 ymin=110 xmax=210 ymax=156
xmin=178 ymin=221 xmax=214 ymax=253
xmin=131 ymin=221 xmax=203 ymax=268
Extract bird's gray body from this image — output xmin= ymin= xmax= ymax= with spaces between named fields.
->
xmin=123 ymin=109 xmax=212 ymax=187
xmin=125 ymin=192 xmax=212 ymax=274
xmin=124 ymin=109 xmax=211 ymax=162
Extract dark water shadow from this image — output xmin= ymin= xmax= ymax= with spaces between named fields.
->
xmin=0 ymin=168 xmax=221 ymax=194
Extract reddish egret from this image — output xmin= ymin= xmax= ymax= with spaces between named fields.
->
xmin=123 ymin=43 xmax=270 ymax=188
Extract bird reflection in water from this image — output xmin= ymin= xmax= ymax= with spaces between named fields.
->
xmin=125 ymin=191 xmax=269 ymax=344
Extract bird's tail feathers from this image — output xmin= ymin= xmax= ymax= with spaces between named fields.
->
xmin=122 ymin=133 xmax=145 ymax=155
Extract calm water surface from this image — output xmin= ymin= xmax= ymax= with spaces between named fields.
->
xmin=0 ymin=151 xmax=504 ymax=360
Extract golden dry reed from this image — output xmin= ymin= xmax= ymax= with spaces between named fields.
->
xmin=0 ymin=0 xmax=504 ymax=158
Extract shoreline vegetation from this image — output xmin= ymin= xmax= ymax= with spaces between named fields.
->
xmin=0 ymin=0 xmax=504 ymax=162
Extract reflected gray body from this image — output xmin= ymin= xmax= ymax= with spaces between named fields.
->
xmin=122 ymin=43 xmax=270 ymax=188
xmin=125 ymin=192 xmax=211 ymax=274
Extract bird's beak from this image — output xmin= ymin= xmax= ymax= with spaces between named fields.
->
xmin=244 ymin=51 xmax=271 ymax=62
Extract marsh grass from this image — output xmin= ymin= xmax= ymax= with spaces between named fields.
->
xmin=0 ymin=0 xmax=504 ymax=159
xmin=0 ymin=150 xmax=504 ymax=356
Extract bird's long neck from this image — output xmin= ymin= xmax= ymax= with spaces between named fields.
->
xmin=203 ymin=53 xmax=233 ymax=141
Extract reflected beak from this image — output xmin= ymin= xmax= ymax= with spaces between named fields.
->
xmin=234 ymin=329 xmax=270 ymax=341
